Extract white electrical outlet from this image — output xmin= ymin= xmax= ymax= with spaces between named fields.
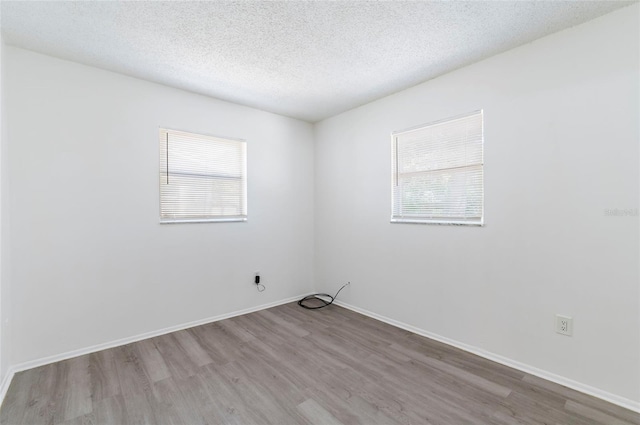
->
xmin=556 ymin=315 xmax=573 ymax=336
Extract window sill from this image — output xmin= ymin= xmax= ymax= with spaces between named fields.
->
xmin=391 ymin=218 xmax=483 ymax=226
xmin=160 ymin=218 xmax=247 ymax=224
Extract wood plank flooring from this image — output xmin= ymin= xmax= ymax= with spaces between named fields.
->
xmin=1 ymin=303 xmax=638 ymax=424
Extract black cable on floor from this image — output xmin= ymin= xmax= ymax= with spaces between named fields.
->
xmin=298 ymin=282 xmax=350 ymax=309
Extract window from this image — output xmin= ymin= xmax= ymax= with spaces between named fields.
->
xmin=391 ymin=110 xmax=483 ymax=225
xmin=159 ymin=128 xmax=247 ymax=223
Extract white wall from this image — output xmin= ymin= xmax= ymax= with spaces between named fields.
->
xmin=0 ymin=21 xmax=12 ymax=391
xmin=315 ymin=5 xmax=639 ymax=404
xmin=0 ymin=21 xmax=6 ymax=386
xmin=4 ymin=47 xmax=315 ymax=365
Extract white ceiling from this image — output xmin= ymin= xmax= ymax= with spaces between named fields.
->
xmin=1 ymin=1 xmax=634 ymax=122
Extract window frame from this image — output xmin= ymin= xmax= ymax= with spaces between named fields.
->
xmin=158 ymin=128 xmax=247 ymax=224
xmin=390 ymin=110 xmax=484 ymax=226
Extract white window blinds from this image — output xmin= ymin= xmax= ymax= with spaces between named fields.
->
xmin=391 ymin=110 xmax=483 ymax=225
xmin=159 ymin=128 xmax=247 ymax=223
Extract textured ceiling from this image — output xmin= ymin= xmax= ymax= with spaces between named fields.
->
xmin=1 ymin=1 xmax=635 ymax=122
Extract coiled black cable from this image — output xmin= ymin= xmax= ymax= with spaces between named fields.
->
xmin=298 ymin=282 xmax=350 ymax=309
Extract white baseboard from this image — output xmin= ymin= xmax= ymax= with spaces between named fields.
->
xmin=0 ymin=366 xmax=15 ymax=407
xmin=1 ymin=293 xmax=310 ymax=406
xmin=334 ymin=300 xmax=640 ymax=413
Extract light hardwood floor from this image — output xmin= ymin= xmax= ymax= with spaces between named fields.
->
xmin=1 ymin=303 xmax=638 ymax=424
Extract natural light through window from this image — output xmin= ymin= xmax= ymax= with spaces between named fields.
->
xmin=391 ymin=110 xmax=484 ymax=225
xmin=159 ymin=128 xmax=247 ymax=223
